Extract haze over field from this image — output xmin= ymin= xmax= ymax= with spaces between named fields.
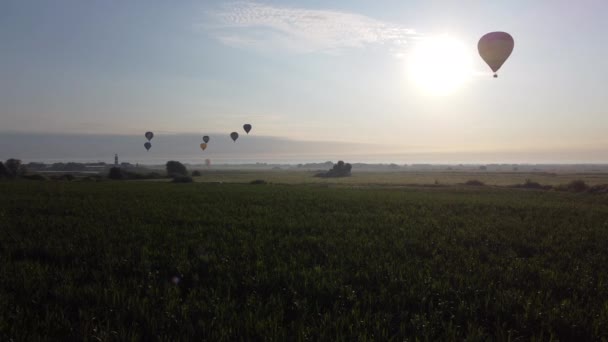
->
xmin=2 ymin=1 xmax=607 ymax=163
xmin=2 ymin=132 xmax=608 ymax=165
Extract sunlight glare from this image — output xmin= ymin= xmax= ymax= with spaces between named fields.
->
xmin=408 ymin=35 xmax=473 ymax=96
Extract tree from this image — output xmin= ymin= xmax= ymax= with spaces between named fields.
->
xmin=192 ymin=170 xmax=202 ymax=177
xmin=166 ymin=161 xmax=188 ymax=177
xmin=314 ymin=160 xmax=352 ymax=178
xmin=26 ymin=162 xmax=46 ymax=170
xmin=108 ymin=167 xmax=124 ymax=180
xmin=5 ymin=159 xmax=22 ymax=178
xmin=0 ymin=162 xmax=7 ymax=178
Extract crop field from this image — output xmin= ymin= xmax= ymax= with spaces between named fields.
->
xmin=187 ymin=170 xmax=608 ymax=187
xmin=2 ymin=180 xmax=608 ymax=340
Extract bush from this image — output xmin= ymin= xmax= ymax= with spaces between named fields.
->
xmin=250 ymin=179 xmax=267 ymax=185
xmin=314 ymin=161 xmax=352 ymax=178
xmin=192 ymin=170 xmax=202 ymax=177
xmin=166 ymin=161 xmax=188 ymax=177
xmin=465 ymin=180 xmax=485 ymax=186
xmin=510 ymin=179 xmax=552 ymax=191
xmin=4 ymin=159 xmax=22 ymax=178
xmin=564 ymin=180 xmax=588 ymax=193
xmin=172 ymin=176 xmax=193 ymax=183
xmin=108 ymin=167 xmax=124 ymax=180
xmin=522 ymin=179 xmax=543 ymax=189
xmin=0 ymin=162 xmax=7 ymax=178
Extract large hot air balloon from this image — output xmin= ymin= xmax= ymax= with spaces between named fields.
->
xmin=243 ymin=124 xmax=252 ymax=134
xmin=203 ymin=136 xmax=210 ymax=143
xmin=200 ymin=143 xmax=207 ymax=151
xmin=144 ymin=142 xmax=152 ymax=151
xmin=145 ymin=131 xmax=154 ymax=141
xmin=478 ymin=32 xmax=514 ymax=78
xmin=230 ymin=132 xmax=239 ymax=142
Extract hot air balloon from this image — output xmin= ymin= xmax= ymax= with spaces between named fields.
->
xmin=230 ymin=132 xmax=239 ymax=142
xmin=478 ymin=32 xmax=514 ymax=78
xmin=145 ymin=131 xmax=154 ymax=141
xmin=200 ymin=143 xmax=207 ymax=151
xmin=205 ymin=158 xmax=211 ymax=166
xmin=203 ymin=135 xmax=210 ymax=143
xmin=243 ymin=124 xmax=252 ymax=134
xmin=144 ymin=142 xmax=152 ymax=151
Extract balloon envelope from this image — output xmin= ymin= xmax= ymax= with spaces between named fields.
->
xmin=200 ymin=143 xmax=207 ymax=151
xmin=243 ymin=124 xmax=252 ymax=134
xmin=230 ymin=132 xmax=239 ymax=142
xmin=203 ymin=135 xmax=210 ymax=143
xmin=145 ymin=131 xmax=154 ymax=141
xmin=144 ymin=142 xmax=151 ymax=151
xmin=478 ymin=32 xmax=514 ymax=77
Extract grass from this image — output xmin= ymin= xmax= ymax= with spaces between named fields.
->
xmin=2 ymin=180 xmax=608 ymax=340
xmin=187 ymin=170 xmax=608 ymax=187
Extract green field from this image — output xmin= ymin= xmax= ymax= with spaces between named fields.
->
xmin=2 ymin=180 xmax=608 ymax=340
xmin=188 ymin=170 xmax=608 ymax=187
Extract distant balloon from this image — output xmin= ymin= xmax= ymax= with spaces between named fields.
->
xmin=145 ymin=131 xmax=154 ymax=141
xmin=144 ymin=142 xmax=152 ymax=151
xmin=230 ymin=132 xmax=239 ymax=142
xmin=243 ymin=124 xmax=252 ymax=134
xmin=205 ymin=158 xmax=211 ymax=166
xmin=478 ymin=32 xmax=514 ymax=78
xmin=200 ymin=143 xmax=207 ymax=151
xmin=203 ymin=135 xmax=210 ymax=143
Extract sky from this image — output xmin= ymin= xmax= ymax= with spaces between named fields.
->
xmin=1 ymin=0 xmax=608 ymax=163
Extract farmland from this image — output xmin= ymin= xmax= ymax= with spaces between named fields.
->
xmin=2 ymin=179 xmax=608 ymax=340
xmin=186 ymin=169 xmax=608 ymax=187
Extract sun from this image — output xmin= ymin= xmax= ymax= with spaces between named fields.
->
xmin=408 ymin=35 xmax=473 ymax=96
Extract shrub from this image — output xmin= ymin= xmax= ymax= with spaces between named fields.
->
xmin=4 ymin=159 xmax=22 ymax=178
xmin=314 ymin=161 xmax=352 ymax=178
xmin=192 ymin=170 xmax=202 ymax=177
xmin=522 ymin=179 xmax=543 ymax=189
xmin=525 ymin=179 xmax=551 ymax=190
xmin=565 ymin=180 xmax=588 ymax=193
xmin=0 ymin=162 xmax=7 ymax=178
xmin=465 ymin=180 xmax=485 ymax=186
xmin=108 ymin=167 xmax=124 ymax=180
xmin=172 ymin=176 xmax=193 ymax=183
xmin=166 ymin=161 xmax=188 ymax=177
xmin=511 ymin=179 xmax=552 ymax=190
xmin=250 ymin=179 xmax=267 ymax=185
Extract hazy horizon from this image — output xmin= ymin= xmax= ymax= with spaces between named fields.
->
xmin=2 ymin=131 xmax=608 ymax=165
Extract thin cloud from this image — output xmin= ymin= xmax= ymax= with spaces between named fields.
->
xmin=206 ymin=2 xmax=419 ymax=54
